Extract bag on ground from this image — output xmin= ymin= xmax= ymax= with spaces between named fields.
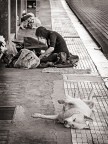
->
xmin=14 ymin=49 xmax=40 ymax=69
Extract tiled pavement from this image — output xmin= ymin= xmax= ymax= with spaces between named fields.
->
xmin=36 ymin=0 xmax=52 ymax=30
xmin=65 ymin=0 xmax=108 ymax=55
xmin=49 ymin=0 xmax=108 ymax=143
xmin=0 ymin=130 xmax=9 ymax=144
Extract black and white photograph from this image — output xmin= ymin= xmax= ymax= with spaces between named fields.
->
xmin=0 ymin=0 xmax=108 ymax=143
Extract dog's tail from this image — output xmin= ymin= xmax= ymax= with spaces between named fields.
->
xmin=32 ymin=113 xmax=58 ymax=120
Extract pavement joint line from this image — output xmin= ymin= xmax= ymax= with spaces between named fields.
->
xmin=64 ymin=36 xmax=80 ymax=38
xmin=63 ymin=74 xmax=103 ymax=82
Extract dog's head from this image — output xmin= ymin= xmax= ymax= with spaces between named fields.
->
xmin=58 ymin=96 xmax=94 ymax=129
xmin=63 ymin=109 xmax=93 ymax=129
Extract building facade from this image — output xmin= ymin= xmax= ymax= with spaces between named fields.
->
xmin=0 ymin=0 xmax=28 ymax=42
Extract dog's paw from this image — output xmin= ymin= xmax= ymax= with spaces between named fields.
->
xmin=32 ymin=113 xmax=42 ymax=118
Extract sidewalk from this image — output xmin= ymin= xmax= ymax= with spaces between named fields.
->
xmin=0 ymin=0 xmax=108 ymax=144
xmin=46 ymin=0 xmax=108 ymax=143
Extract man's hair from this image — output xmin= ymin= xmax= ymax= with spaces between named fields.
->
xmin=35 ymin=26 xmax=48 ymax=38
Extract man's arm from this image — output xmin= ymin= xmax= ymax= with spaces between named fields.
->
xmin=39 ymin=47 xmax=54 ymax=59
xmin=39 ymin=32 xmax=56 ymax=59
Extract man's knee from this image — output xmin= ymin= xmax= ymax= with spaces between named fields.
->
xmin=40 ymin=53 xmax=58 ymax=63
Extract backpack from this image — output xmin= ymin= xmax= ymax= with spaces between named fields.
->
xmin=14 ymin=49 xmax=40 ymax=69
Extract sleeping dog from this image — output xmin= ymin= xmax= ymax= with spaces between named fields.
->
xmin=32 ymin=91 xmax=95 ymax=129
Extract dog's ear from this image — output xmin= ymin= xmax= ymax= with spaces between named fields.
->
xmin=84 ymin=101 xmax=95 ymax=109
xmin=84 ymin=115 xmax=93 ymax=122
xmin=88 ymin=101 xmax=95 ymax=109
xmin=58 ymin=100 xmax=65 ymax=104
xmin=58 ymin=99 xmax=74 ymax=106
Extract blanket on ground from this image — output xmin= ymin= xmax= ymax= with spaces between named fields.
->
xmin=38 ymin=52 xmax=79 ymax=68
xmin=5 ymin=51 xmax=79 ymax=69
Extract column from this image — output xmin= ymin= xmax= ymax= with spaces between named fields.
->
xmin=17 ymin=0 xmax=22 ymax=25
xmin=11 ymin=0 xmax=17 ymax=35
xmin=0 ymin=0 xmax=11 ymax=42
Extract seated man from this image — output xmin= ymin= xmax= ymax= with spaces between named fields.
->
xmin=35 ymin=26 xmax=79 ymax=67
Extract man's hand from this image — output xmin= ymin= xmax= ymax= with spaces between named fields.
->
xmin=39 ymin=54 xmax=45 ymax=60
xmin=39 ymin=47 xmax=54 ymax=60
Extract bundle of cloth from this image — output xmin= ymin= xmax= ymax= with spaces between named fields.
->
xmin=0 ymin=36 xmax=7 ymax=60
xmin=1 ymin=48 xmax=41 ymax=69
xmin=8 ymin=49 xmax=40 ymax=69
xmin=20 ymin=12 xmax=41 ymax=29
xmin=2 ymin=37 xmax=47 ymax=69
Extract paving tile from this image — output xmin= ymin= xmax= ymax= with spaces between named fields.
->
xmin=0 ymin=130 xmax=9 ymax=144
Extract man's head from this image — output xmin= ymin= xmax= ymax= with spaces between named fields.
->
xmin=35 ymin=26 xmax=48 ymax=39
